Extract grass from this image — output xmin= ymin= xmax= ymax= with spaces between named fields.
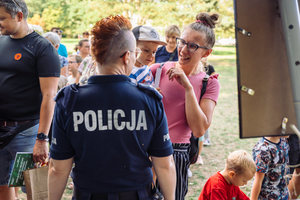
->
xmin=18 ymin=44 xmax=259 ymax=200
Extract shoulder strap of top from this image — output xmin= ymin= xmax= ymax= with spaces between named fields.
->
xmin=153 ymin=62 xmax=165 ymax=88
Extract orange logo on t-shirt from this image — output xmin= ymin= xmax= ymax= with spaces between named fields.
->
xmin=14 ymin=53 xmax=22 ymax=61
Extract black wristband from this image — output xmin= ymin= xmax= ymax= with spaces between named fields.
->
xmin=36 ymin=132 xmax=49 ymax=141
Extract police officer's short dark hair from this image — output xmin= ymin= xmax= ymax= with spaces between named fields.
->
xmin=91 ymin=15 xmax=133 ymax=65
xmin=0 ymin=0 xmax=28 ymax=19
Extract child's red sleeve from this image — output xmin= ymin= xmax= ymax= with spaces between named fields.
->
xmin=237 ymin=189 xmax=250 ymax=200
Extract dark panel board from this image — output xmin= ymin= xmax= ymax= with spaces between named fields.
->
xmin=234 ymin=0 xmax=297 ymax=138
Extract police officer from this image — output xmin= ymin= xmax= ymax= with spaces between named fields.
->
xmin=48 ymin=15 xmax=176 ymax=200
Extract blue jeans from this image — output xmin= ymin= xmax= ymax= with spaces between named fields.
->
xmin=0 ymin=124 xmax=39 ymax=185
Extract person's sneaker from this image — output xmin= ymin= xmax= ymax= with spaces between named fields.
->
xmin=196 ymin=155 xmax=204 ymax=165
xmin=203 ymin=139 xmax=211 ymax=146
xmin=187 ymin=168 xmax=193 ymax=178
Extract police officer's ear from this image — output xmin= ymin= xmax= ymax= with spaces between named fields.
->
xmin=121 ymin=51 xmax=131 ymax=65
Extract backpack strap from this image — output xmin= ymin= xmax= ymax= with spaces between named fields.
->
xmin=168 ymin=49 xmax=177 ymax=61
xmin=200 ymin=74 xmax=209 ymax=99
xmin=153 ymin=62 xmax=165 ymax=88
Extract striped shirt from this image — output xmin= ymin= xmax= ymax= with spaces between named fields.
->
xmin=129 ymin=65 xmax=154 ymax=86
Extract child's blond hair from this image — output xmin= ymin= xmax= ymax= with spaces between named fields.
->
xmin=225 ymin=150 xmax=256 ymax=175
xmin=165 ymin=25 xmax=181 ymax=37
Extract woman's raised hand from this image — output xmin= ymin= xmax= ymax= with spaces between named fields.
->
xmin=166 ymin=66 xmax=192 ymax=90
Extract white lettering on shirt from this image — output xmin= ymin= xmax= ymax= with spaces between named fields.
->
xmin=73 ymin=112 xmax=83 ymax=131
xmin=163 ymin=133 xmax=170 ymax=142
xmin=108 ymin=110 xmax=112 ymax=130
xmin=126 ymin=110 xmax=136 ymax=131
xmin=73 ymin=109 xmax=148 ymax=132
xmin=52 ymin=137 xmax=57 ymax=145
xmin=97 ymin=110 xmax=107 ymax=130
xmin=84 ymin=110 xmax=97 ymax=131
xmin=136 ymin=110 xmax=147 ymax=130
xmin=114 ymin=109 xmax=125 ymax=130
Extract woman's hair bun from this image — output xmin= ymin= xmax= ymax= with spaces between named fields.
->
xmin=196 ymin=13 xmax=219 ymax=29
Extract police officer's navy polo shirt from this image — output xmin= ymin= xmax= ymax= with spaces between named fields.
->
xmin=50 ymin=75 xmax=173 ymax=193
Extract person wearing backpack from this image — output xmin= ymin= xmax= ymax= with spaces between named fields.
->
xmin=195 ymin=58 xmax=217 ymax=166
xmin=150 ymin=12 xmax=220 ymax=200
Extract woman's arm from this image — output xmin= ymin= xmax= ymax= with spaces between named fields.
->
xmin=185 ymin=91 xmax=216 ymax=137
xmin=166 ymin=66 xmax=217 ymax=137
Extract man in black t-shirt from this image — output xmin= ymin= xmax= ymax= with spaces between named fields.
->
xmin=0 ymin=1 xmax=60 ymax=199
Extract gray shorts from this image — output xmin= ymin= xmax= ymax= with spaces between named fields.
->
xmin=0 ymin=124 xmax=38 ymax=185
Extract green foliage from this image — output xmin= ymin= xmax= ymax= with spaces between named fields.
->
xmin=26 ymin=0 xmax=234 ymax=39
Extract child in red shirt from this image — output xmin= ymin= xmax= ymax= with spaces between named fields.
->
xmin=199 ymin=150 xmax=256 ymax=200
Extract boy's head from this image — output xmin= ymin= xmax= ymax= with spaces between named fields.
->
xmin=132 ymin=26 xmax=166 ymax=67
xmin=165 ymin=25 xmax=181 ymax=49
xmin=68 ymin=55 xmax=82 ymax=74
xmin=224 ymin=150 xmax=256 ymax=186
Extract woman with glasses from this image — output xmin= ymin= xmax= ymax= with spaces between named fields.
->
xmin=151 ymin=12 xmax=220 ymax=200
xmin=48 ymin=15 xmax=176 ymax=200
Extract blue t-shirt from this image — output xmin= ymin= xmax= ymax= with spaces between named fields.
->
xmin=50 ymin=75 xmax=173 ymax=193
xmin=155 ymin=46 xmax=178 ymax=63
xmin=57 ymin=43 xmax=68 ymax=57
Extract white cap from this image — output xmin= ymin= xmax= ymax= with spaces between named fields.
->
xmin=132 ymin=26 xmax=166 ymax=46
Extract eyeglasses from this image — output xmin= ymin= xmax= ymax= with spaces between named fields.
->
xmin=11 ymin=0 xmax=22 ymax=11
xmin=120 ymin=48 xmax=142 ymax=58
xmin=176 ymin=38 xmax=209 ymax=53
xmin=135 ymin=48 xmax=142 ymax=58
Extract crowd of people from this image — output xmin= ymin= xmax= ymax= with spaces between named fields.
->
xmin=0 ymin=0 xmax=299 ymax=200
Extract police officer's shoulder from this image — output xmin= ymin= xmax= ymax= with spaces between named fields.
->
xmin=54 ymin=84 xmax=80 ymax=112
xmin=137 ymin=83 xmax=162 ymax=100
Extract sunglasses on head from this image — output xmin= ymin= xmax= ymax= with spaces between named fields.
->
xmin=11 ymin=0 xmax=22 ymax=10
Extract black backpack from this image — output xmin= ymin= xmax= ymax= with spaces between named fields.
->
xmin=189 ymin=74 xmax=209 ymax=164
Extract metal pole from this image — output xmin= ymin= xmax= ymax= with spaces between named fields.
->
xmin=278 ymin=0 xmax=300 ymax=129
